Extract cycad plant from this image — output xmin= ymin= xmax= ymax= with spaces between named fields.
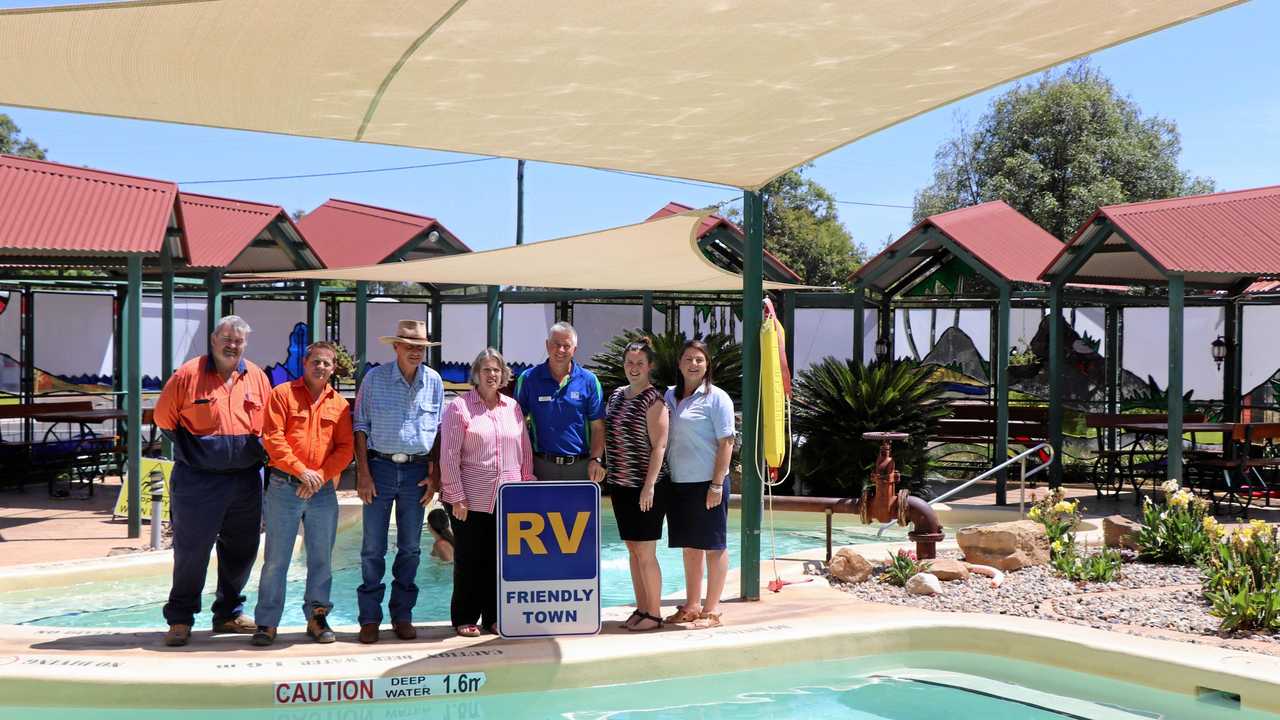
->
xmin=588 ymin=329 xmax=741 ymax=403
xmin=792 ymin=357 xmax=949 ymax=496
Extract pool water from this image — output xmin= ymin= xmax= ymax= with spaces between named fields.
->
xmin=0 ymin=508 xmax=890 ymax=628
xmin=0 ymin=652 xmax=1274 ymax=719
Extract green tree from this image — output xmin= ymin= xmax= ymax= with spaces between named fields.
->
xmin=913 ymin=61 xmax=1214 ymax=240
xmin=0 ymin=114 xmax=47 ymax=159
xmin=729 ymin=166 xmax=864 ymax=286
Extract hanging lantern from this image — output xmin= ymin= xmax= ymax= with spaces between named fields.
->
xmin=874 ymin=335 xmax=890 ymax=360
xmin=1211 ymin=335 xmax=1228 ymax=370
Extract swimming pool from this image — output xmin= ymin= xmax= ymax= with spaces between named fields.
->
xmin=0 ymin=507 xmax=892 ymax=628
xmin=0 ymin=651 xmax=1273 ymax=719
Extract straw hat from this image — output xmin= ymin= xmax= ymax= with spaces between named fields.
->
xmin=378 ymin=319 xmax=440 ymax=347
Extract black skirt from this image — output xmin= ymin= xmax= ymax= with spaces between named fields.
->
xmin=609 ymin=482 xmax=668 ymax=542
xmin=665 ymin=481 xmax=728 ymax=550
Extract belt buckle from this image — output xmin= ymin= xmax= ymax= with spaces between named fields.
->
xmin=557 ymin=455 xmax=574 ymax=466
xmin=391 ymin=452 xmax=409 ymax=464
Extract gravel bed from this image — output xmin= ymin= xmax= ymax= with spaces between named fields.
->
xmin=834 ymin=551 xmax=1278 ymax=655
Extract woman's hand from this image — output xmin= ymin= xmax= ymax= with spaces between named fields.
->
xmin=452 ymin=501 xmax=469 ymax=522
xmin=639 ymin=481 xmax=655 ymax=512
xmin=705 ymin=484 xmax=723 ymax=510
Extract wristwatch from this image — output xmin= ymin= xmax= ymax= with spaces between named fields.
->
xmin=590 ymin=456 xmax=604 ymax=465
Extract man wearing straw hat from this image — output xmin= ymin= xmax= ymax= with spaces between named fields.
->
xmin=352 ymin=319 xmax=444 ymax=644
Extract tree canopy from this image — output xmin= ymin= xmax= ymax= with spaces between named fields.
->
xmin=728 ymin=166 xmax=864 ymax=286
xmin=0 ymin=114 xmax=47 ymax=159
xmin=913 ymin=61 xmax=1214 ymax=240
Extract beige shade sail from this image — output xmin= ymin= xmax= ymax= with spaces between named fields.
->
xmin=241 ymin=210 xmax=818 ymax=291
xmin=0 ymin=0 xmax=1238 ymax=190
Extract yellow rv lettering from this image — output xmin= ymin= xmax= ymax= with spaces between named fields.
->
xmin=507 ymin=513 xmax=547 ymax=555
xmin=548 ymin=511 xmax=591 ymax=554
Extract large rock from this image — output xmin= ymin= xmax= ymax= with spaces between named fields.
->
xmin=1103 ymin=515 xmax=1143 ymax=551
xmin=926 ymin=558 xmax=970 ymax=582
xmin=956 ymin=520 xmax=1049 ymax=571
xmin=905 ymin=573 xmax=942 ymax=596
xmin=828 ymin=548 xmax=873 ymax=584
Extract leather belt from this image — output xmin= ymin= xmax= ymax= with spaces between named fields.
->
xmin=534 ymin=452 xmax=589 ymax=466
xmin=368 ymin=449 xmax=430 ymax=464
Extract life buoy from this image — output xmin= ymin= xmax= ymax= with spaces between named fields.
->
xmin=761 ymin=299 xmax=789 ymax=469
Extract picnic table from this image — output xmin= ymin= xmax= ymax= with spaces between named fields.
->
xmin=25 ymin=407 xmax=127 ymax=497
xmin=1114 ymin=421 xmax=1274 ymax=513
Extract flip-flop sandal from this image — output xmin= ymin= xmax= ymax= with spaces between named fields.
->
xmin=664 ymin=605 xmax=701 ymax=623
xmin=455 ymin=624 xmax=481 ymax=637
xmin=626 ymin=612 xmax=663 ymax=632
xmin=622 ymin=609 xmax=643 ymax=628
xmin=692 ymin=612 xmax=722 ymax=629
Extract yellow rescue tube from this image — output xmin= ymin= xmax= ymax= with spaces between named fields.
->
xmin=761 ymin=309 xmax=787 ymax=468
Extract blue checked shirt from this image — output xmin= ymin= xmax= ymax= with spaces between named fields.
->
xmin=352 ymin=361 xmax=445 ymax=455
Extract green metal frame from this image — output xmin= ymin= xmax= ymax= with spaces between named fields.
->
xmin=739 ymin=190 xmax=764 ymax=601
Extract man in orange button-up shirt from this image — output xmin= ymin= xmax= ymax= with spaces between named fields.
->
xmin=250 ymin=341 xmax=354 ymax=646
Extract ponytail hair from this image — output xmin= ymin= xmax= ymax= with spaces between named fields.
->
xmin=622 ymin=335 xmax=657 ymax=366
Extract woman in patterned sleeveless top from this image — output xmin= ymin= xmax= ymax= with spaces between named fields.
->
xmin=604 ymin=337 xmax=669 ymax=632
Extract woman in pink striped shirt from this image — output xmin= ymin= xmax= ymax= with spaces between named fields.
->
xmin=439 ymin=348 xmax=536 ymax=637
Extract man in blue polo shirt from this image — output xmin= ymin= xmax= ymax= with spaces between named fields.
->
xmin=515 ymin=322 xmax=606 ymax=483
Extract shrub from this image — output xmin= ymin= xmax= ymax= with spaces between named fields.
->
xmin=1028 ymin=489 xmax=1079 ymax=553
xmin=1031 ymin=489 xmax=1123 ymax=582
xmin=881 ymin=549 xmax=931 ymax=587
xmin=1202 ymin=520 xmax=1280 ymax=633
xmin=1136 ymin=481 xmax=1213 ymax=564
xmin=587 ymin=329 xmax=741 ymax=404
xmin=792 ymin=358 xmax=949 ymax=495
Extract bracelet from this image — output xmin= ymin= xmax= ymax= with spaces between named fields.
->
xmin=709 ymin=484 xmax=723 ymax=491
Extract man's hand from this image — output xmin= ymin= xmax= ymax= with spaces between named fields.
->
xmin=587 ymin=458 xmax=606 ymax=483
xmin=356 ymin=465 xmax=376 ymax=504
xmin=297 ymin=469 xmax=324 ymax=499
xmin=452 ymin=501 xmax=469 ymax=522
xmin=418 ymin=463 xmax=439 ymax=507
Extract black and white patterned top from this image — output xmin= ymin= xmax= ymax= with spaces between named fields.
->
xmin=604 ymin=385 xmax=667 ymax=488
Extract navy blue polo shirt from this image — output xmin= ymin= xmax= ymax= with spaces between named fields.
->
xmin=515 ymin=361 xmax=605 ymax=456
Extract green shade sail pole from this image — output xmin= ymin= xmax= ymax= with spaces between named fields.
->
xmin=1223 ymin=299 xmax=1240 ymax=422
xmin=486 ymin=285 xmax=501 ymax=349
xmin=781 ymin=290 xmax=795 ymax=374
xmin=852 ymin=284 xmax=865 ymax=365
xmin=1104 ymin=305 xmax=1120 ymax=461
xmin=305 ymin=281 xmax=323 ymax=344
xmin=994 ymin=283 xmax=1011 ymax=505
xmin=1167 ymin=274 xmax=1185 ymax=483
xmin=160 ymin=247 xmax=175 ymax=459
xmin=355 ymin=281 xmax=369 ymax=387
xmin=125 ymin=255 xmax=143 ymax=539
xmin=429 ymin=288 xmax=444 ymax=369
xmin=205 ymin=269 xmax=223 ymax=353
xmin=740 ymin=189 xmax=764 ymax=602
xmin=19 ymin=287 xmax=33 ymax=449
xmin=642 ymin=291 xmax=654 ymax=334
xmin=1047 ymin=282 xmax=1065 ymax=486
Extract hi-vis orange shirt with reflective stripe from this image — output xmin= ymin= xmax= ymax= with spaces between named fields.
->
xmin=262 ymin=378 xmax=354 ymax=483
xmin=153 ymin=355 xmax=272 ymax=471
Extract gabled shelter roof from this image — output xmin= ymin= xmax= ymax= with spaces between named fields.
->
xmin=178 ymin=192 xmax=319 ymax=270
xmin=0 ymin=0 xmax=1236 ymax=190
xmin=0 ymin=153 xmax=177 ymax=257
xmin=852 ymin=201 xmax=1063 ymax=293
xmin=647 ymin=202 xmax=803 ymax=284
xmin=1041 ymin=185 xmax=1280 ymax=288
xmin=297 ymin=199 xmax=468 ymax=269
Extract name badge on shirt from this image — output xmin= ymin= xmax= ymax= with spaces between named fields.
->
xmin=569 ymin=391 xmax=581 ymax=400
xmin=538 ymin=395 xmax=554 ymax=402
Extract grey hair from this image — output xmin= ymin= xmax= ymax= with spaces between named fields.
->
xmin=212 ymin=315 xmax=251 ymax=336
xmin=470 ymin=347 xmax=512 ymax=387
xmin=547 ymin=321 xmax=578 ymax=345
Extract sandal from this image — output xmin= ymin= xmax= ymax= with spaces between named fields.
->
xmin=455 ymin=624 xmax=481 ymax=638
xmin=627 ymin=612 xmax=663 ymax=632
xmin=692 ymin=612 xmax=722 ymax=629
xmin=622 ymin=609 xmax=643 ymax=628
xmin=664 ymin=605 xmax=701 ymax=623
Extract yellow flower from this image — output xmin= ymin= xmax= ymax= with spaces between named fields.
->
xmin=1051 ymin=540 xmax=1063 ymax=553
xmin=1053 ymin=500 xmax=1074 ymax=515
xmin=1161 ymin=479 xmax=1181 ymax=495
xmin=1202 ymin=516 xmax=1222 ymax=538
xmin=1028 ymin=506 xmax=1041 ymax=521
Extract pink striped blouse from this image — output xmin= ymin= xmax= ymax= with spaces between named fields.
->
xmin=439 ymin=389 xmax=535 ymax=514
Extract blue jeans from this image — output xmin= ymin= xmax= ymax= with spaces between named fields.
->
xmin=253 ymin=474 xmax=339 ymax=628
xmin=357 ymin=457 xmax=427 ymax=624
xmin=163 ymin=465 xmax=262 ymax=627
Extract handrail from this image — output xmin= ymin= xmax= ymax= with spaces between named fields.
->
xmin=877 ymin=442 xmax=1055 ymax=537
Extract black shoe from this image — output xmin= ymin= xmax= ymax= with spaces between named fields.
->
xmin=251 ymin=626 xmax=276 ymax=646
xmin=307 ymin=609 xmax=336 ymax=644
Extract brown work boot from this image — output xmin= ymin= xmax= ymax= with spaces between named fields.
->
xmin=358 ymin=623 xmax=380 ymax=644
xmin=251 ymin=626 xmax=277 ymax=646
xmin=392 ymin=621 xmax=417 ymax=640
xmin=211 ymin=614 xmax=257 ymax=634
xmin=306 ymin=609 xmax=336 ymax=644
xmin=163 ymin=624 xmax=191 ymax=647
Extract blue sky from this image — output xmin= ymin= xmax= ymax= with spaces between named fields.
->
xmin=1 ymin=1 xmax=1276 ymax=254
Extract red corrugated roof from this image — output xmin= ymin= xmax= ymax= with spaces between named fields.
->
xmin=178 ymin=192 xmax=285 ymax=267
xmin=854 ymin=201 xmax=1063 ymax=286
xmin=0 ymin=154 xmax=176 ymax=255
xmin=298 ymin=198 xmax=466 ymax=269
xmin=1096 ymin=185 xmax=1280 ymax=275
xmin=646 ymin=201 xmax=803 ymax=282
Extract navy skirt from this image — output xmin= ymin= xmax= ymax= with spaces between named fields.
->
xmin=666 ymin=481 xmax=728 ymax=550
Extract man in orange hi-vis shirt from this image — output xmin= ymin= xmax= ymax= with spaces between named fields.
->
xmin=154 ymin=315 xmax=272 ymax=647
xmin=250 ymin=340 xmax=353 ymax=646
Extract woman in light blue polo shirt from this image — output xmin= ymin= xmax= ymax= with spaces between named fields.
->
xmin=663 ymin=339 xmax=734 ymax=630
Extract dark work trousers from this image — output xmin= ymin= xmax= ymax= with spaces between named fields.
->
xmin=163 ymin=464 xmax=263 ymax=627
xmin=448 ymin=507 xmax=497 ymax=629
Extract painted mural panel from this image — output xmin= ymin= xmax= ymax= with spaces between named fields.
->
xmin=575 ymin=304 xmax=643 ymax=368
xmin=233 ymin=300 xmax=306 ymax=380
xmin=337 ymin=300 xmax=430 ymax=366
xmin=502 ymin=303 xmax=555 ymax=367
xmin=793 ymin=308 xmax=853 ymax=373
xmin=1122 ymin=306 xmax=1224 ymax=401
xmin=34 ymin=292 xmax=114 ymax=380
xmin=443 ymin=303 xmax=487 ymax=365
xmin=0 ymin=291 xmax=19 ymax=394
xmin=140 ymin=296 xmax=207 ymax=375
xmin=1240 ymin=305 xmax=1280 ymax=416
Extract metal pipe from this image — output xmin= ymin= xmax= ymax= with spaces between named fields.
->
xmin=148 ymin=467 xmax=165 ymax=550
xmin=825 ymin=508 xmax=833 ymax=562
